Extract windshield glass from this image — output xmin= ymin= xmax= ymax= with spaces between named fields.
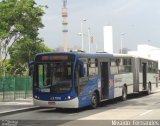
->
xmin=37 ymin=62 xmax=73 ymax=93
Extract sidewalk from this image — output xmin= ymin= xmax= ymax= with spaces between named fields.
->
xmin=0 ymin=98 xmax=40 ymax=117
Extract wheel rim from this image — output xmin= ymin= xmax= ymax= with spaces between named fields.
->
xmin=92 ymin=95 xmax=97 ymax=107
xmin=123 ymin=91 xmax=126 ymax=99
xmin=122 ymin=88 xmax=127 ymax=100
xmin=148 ymin=85 xmax=151 ymax=94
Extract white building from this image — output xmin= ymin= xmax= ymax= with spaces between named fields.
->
xmin=103 ymin=26 xmax=113 ymax=54
xmin=128 ymin=44 xmax=160 ymax=70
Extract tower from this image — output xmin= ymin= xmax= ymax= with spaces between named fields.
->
xmin=62 ymin=0 xmax=68 ymax=52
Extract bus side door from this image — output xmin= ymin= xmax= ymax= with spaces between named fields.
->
xmin=99 ymin=59 xmax=110 ymax=100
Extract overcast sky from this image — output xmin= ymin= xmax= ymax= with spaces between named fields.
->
xmin=36 ymin=0 xmax=160 ymax=52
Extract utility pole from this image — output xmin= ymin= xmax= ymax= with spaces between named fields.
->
xmin=88 ymin=27 xmax=91 ymax=53
xmin=80 ymin=18 xmax=87 ymax=51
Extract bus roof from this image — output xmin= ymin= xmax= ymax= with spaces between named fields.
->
xmin=36 ymin=52 xmax=113 ymax=58
xmin=35 ymin=52 xmax=158 ymax=63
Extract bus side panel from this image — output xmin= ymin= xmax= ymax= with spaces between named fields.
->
xmin=108 ymin=75 xmax=114 ymax=99
xmin=147 ymin=73 xmax=158 ymax=90
xmin=114 ymin=73 xmax=133 ymax=98
xmin=78 ymin=76 xmax=99 ymax=108
xmin=139 ymin=72 xmax=143 ymax=91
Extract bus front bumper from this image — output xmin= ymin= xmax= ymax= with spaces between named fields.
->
xmin=33 ymin=97 xmax=79 ymax=108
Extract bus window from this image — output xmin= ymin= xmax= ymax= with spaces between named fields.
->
xmin=83 ymin=63 xmax=88 ymax=77
xmin=119 ymin=58 xmax=132 ymax=73
xmin=95 ymin=58 xmax=98 ymax=67
xmin=110 ymin=66 xmax=118 ymax=75
xmin=36 ymin=62 xmax=73 ymax=93
xmin=148 ymin=61 xmax=158 ymax=73
xmin=110 ymin=59 xmax=118 ymax=75
xmin=77 ymin=62 xmax=88 ymax=92
xmin=78 ymin=64 xmax=86 ymax=77
xmin=89 ymin=63 xmax=98 ymax=76
xmin=38 ymin=65 xmax=47 ymax=88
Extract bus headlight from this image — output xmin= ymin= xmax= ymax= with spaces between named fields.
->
xmin=68 ymin=96 xmax=71 ymax=99
xmin=34 ymin=96 xmax=39 ymax=99
xmin=65 ymin=96 xmax=71 ymax=100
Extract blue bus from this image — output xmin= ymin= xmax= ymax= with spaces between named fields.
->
xmin=29 ymin=52 xmax=158 ymax=109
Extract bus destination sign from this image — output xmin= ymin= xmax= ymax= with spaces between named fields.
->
xmin=41 ymin=55 xmax=69 ymax=61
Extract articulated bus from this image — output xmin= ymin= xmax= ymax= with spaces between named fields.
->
xmin=29 ymin=52 xmax=158 ymax=109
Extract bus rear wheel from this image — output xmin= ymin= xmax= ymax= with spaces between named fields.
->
xmin=122 ymin=86 xmax=127 ymax=101
xmin=91 ymin=93 xmax=98 ymax=109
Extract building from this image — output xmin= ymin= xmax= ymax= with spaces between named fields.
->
xmin=128 ymin=44 xmax=160 ymax=70
xmin=103 ymin=26 xmax=113 ymax=54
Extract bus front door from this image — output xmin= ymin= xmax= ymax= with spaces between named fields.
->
xmin=100 ymin=62 xmax=109 ymax=99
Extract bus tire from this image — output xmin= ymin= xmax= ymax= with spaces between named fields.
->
xmin=91 ymin=92 xmax=98 ymax=109
xmin=122 ymin=86 xmax=127 ymax=101
xmin=147 ymin=83 xmax=151 ymax=95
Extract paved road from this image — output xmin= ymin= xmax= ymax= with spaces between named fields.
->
xmin=1 ymin=89 xmax=160 ymax=126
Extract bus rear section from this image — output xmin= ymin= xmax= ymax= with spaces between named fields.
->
xmin=133 ymin=58 xmax=159 ymax=94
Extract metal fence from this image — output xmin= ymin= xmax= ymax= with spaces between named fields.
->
xmin=0 ymin=76 xmax=32 ymax=102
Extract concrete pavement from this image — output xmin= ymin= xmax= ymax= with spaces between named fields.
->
xmin=0 ymin=84 xmax=160 ymax=118
xmin=0 ymin=98 xmax=41 ymax=117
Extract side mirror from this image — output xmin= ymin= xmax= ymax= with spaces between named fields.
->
xmin=29 ymin=66 xmax=33 ymax=76
xmin=29 ymin=61 xmax=34 ymax=76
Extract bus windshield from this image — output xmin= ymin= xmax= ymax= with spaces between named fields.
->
xmin=36 ymin=62 xmax=73 ymax=93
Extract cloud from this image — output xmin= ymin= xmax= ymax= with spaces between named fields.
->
xmin=36 ymin=0 xmax=160 ymax=52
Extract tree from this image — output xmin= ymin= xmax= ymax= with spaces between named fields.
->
xmin=0 ymin=0 xmax=50 ymax=75
xmin=8 ymin=38 xmax=53 ymax=75
xmin=0 ymin=0 xmax=47 ymax=60
xmin=9 ymin=38 xmax=52 ymax=64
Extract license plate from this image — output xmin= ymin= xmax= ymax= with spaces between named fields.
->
xmin=41 ymin=88 xmax=50 ymax=93
xmin=48 ymin=101 xmax=56 ymax=105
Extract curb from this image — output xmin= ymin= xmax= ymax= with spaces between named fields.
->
xmin=0 ymin=106 xmax=41 ymax=117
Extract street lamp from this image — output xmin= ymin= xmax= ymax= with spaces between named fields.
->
xmin=81 ymin=18 xmax=87 ymax=50
xmin=120 ymin=33 xmax=126 ymax=54
xmin=78 ymin=27 xmax=92 ymax=53
xmin=88 ymin=27 xmax=91 ymax=53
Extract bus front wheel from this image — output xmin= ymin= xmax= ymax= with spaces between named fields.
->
xmin=122 ymin=86 xmax=127 ymax=101
xmin=91 ymin=92 xmax=98 ymax=109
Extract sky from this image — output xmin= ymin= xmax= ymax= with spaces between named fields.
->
xmin=35 ymin=0 xmax=160 ymax=53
